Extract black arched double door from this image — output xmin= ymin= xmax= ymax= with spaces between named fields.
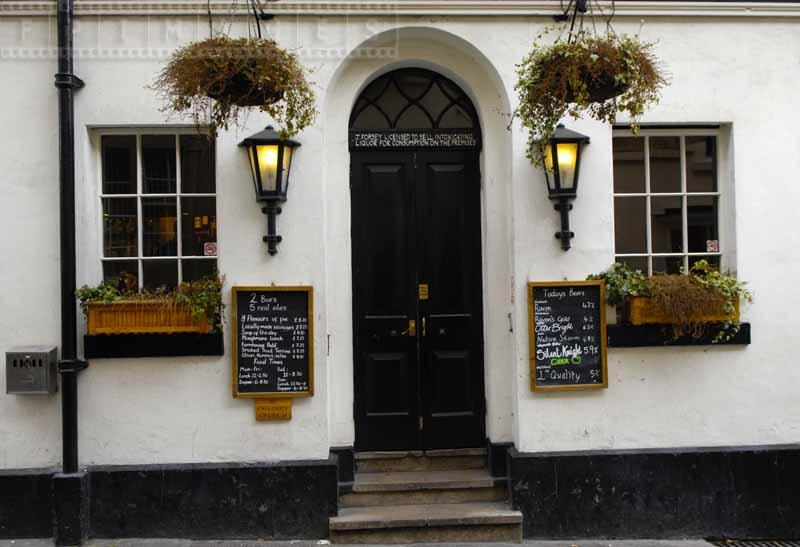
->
xmin=350 ymin=69 xmax=486 ymax=451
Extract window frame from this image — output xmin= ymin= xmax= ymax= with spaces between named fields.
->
xmin=611 ymin=126 xmax=732 ymax=276
xmin=95 ymin=127 xmax=217 ymax=290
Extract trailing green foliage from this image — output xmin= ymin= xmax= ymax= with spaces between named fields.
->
xmin=587 ymin=262 xmax=649 ymax=307
xmin=77 ymin=274 xmax=225 ymax=329
xmin=153 ymin=36 xmax=317 ymax=138
xmin=588 ymin=261 xmax=752 ymax=343
xmin=515 ymin=29 xmax=667 ymax=166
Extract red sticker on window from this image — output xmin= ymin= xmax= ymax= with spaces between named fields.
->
xmin=706 ymin=240 xmax=719 ymax=253
xmin=203 ymin=242 xmax=217 ymax=257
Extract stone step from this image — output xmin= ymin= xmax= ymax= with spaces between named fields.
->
xmin=355 ymin=447 xmax=487 ymax=473
xmin=343 ymin=467 xmax=506 ymax=507
xmin=341 ymin=484 xmax=507 ymax=507
xmin=329 ymin=501 xmax=523 ymax=544
xmin=352 ymin=468 xmax=496 ymax=492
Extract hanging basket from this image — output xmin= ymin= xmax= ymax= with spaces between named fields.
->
xmin=565 ymin=73 xmax=630 ymax=103
xmin=154 ymin=36 xmax=317 ymax=136
xmin=515 ymin=31 xmax=667 ymax=166
xmin=204 ymin=62 xmax=286 ymax=107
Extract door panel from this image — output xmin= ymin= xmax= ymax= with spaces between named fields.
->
xmin=352 ymin=153 xmax=419 ymax=451
xmin=416 ymin=151 xmax=486 ymax=449
xmin=352 ymin=150 xmax=484 ymax=451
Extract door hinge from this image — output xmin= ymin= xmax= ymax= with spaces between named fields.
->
xmin=418 ymin=416 xmax=423 ymax=431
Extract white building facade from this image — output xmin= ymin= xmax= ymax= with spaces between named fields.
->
xmin=1 ymin=1 xmax=799 ymax=543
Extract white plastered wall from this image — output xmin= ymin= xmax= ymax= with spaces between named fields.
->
xmin=1 ymin=12 xmax=799 ymax=469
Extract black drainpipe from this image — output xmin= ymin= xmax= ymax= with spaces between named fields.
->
xmin=54 ymin=0 xmax=87 ymax=475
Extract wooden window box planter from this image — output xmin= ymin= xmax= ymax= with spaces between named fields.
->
xmin=86 ymin=301 xmax=210 ymax=335
xmin=625 ymin=296 xmax=739 ymax=326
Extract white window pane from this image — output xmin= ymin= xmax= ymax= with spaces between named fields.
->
xmin=686 ymin=136 xmax=717 ymax=193
xmin=649 ymin=136 xmax=681 ymax=193
xmin=651 ymin=196 xmax=683 ymax=254
xmin=614 ymin=196 xmax=647 ymax=254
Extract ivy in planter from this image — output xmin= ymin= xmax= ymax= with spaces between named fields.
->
xmin=515 ymin=29 xmax=667 ymax=166
xmin=153 ymin=36 xmax=317 ymax=137
xmin=589 ymin=261 xmax=752 ymax=343
xmin=77 ymin=274 xmax=225 ymax=332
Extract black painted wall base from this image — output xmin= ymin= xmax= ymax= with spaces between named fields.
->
xmin=330 ymin=446 xmax=355 ymax=488
xmin=509 ymin=444 xmax=800 ymax=539
xmin=0 ymin=458 xmax=337 ymax=542
xmin=53 ymin=471 xmax=89 ymax=546
xmin=487 ymin=440 xmax=513 ymax=478
xmin=0 ymin=468 xmax=53 ymax=539
xmin=90 ymin=458 xmax=337 ymax=539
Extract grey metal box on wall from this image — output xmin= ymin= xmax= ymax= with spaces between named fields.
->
xmin=6 ymin=346 xmax=58 ymax=394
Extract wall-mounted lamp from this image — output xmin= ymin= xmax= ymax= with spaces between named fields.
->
xmin=542 ymin=124 xmax=590 ymax=251
xmin=239 ymin=126 xmax=300 ymax=255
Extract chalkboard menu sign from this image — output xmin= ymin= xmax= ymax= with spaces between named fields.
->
xmin=528 ymin=280 xmax=607 ymax=392
xmin=232 ymin=286 xmax=314 ymax=399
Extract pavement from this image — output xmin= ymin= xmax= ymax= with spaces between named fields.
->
xmin=0 ymin=540 xmax=716 ymax=547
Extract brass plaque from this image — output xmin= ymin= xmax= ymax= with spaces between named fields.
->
xmin=255 ymin=398 xmax=292 ymax=421
xmin=419 ymin=283 xmax=429 ymax=300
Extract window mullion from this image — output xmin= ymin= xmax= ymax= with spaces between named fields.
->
xmin=680 ymin=135 xmax=689 ymax=273
xmin=176 ymin=134 xmax=183 ymax=284
xmin=644 ymin=135 xmax=653 ymax=276
xmin=136 ymin=134 xmax=144 ymax=291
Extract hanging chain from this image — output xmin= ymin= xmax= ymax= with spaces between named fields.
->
xmin=559 ymin=0 xmax=617 ymax=42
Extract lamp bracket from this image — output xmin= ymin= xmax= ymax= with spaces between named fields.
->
xmin=553 ymin=202 xmax=573 ymax=212
xmin=262 ymin=205 xmax=283 ymax=215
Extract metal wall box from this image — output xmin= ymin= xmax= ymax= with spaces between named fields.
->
xmin=6 ymin=346 xmax=58 ymax=394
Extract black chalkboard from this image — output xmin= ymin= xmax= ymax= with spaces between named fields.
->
xmin=528 ymin=281 xmax=607 ymax=391
xmin=232 ymin=286 xmax=313 ymax=398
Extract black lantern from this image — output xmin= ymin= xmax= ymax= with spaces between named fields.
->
xmin=542 ymin=124 xmax=590 ymax=251
xmin=239 ymin=126 xmax=300 ymax=255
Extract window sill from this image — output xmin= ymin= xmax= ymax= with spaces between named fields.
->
xmin=84 ymin=331 xmax=224 ymax=359
xmin=607 ymin=323 xmax=751 ymax=347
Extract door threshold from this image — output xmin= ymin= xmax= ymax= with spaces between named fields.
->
xmin=355 ymin=447 xmax=486 ymax=460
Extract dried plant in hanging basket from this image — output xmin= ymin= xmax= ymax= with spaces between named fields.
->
xmin=515 ymin=30 xmax=667 ymax=166
xmin=153 ymin=36 xmax=317 ymax=137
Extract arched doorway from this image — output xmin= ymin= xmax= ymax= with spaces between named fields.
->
xmin=350 ymin=68 xmax=486 ymax=451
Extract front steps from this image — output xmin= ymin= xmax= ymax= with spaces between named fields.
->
xmin=329 ymin=448 xmax=522 ymax=544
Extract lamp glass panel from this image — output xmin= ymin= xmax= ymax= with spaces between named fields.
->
xmin=542 ymin=144 xmax=556 ymax=192
xmin=282 ymin=146 xmax=293 ymax=191
xmin=256 ymin=143 xmax=280 ymax=194
xmin=556 ymin=142 xmax=579 ymax=190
